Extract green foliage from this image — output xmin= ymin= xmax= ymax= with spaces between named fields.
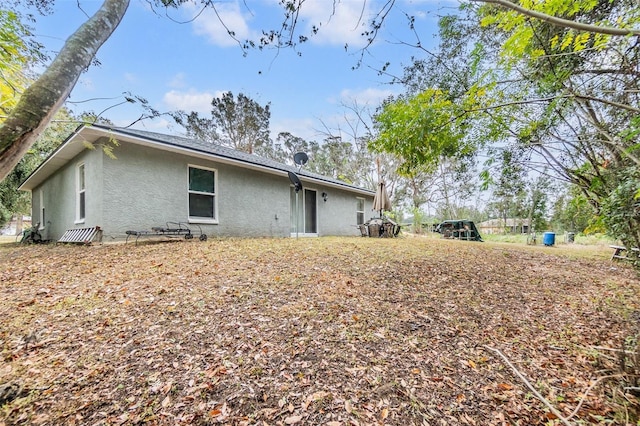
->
xmin=310 ymin=137 xmax=355 ymax=184
xmin=479 ymin=0 xmax=627 ymax=68
xmin=550 ymin=185 xmax=597 ymax=233
xmin=600 ymin=168 xmax=640 ymax=248
xmin=408 ymin=207 xmax=427 ymax=234
xmin=370 ymin=89 xmax=471 ymax=176
xmin=0 ymin=10 xmax=36 ymax=118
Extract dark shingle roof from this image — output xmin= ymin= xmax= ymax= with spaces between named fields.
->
xmin=94 ymin=124 xmax=373 ymax=194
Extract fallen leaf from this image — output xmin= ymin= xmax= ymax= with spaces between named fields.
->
xmin=161 ymin=395 xmax=171 ymax=408
xmin=161 ymin=381 xmax=172 ymax=394
xmin=284 ymin=415 xmax=302 ymax=424
xmin=380 ymin=407 xmax=389 ymax=420
xmin=345 ymin=399 xmax=353 ymax=414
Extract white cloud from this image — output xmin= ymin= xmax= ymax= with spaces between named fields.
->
xmin=163 ymin=89 xmax=223 ymax=113
xmin=187 ymin=1 xmax=255 ymax=47
xmin=337 ymin=87 xmax=397 ymax=106
xmin=297 ymin=0 xmax=373 ymax=47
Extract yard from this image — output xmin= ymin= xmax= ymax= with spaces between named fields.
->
xmin=0 ymin=236 xmax=639 ymax=425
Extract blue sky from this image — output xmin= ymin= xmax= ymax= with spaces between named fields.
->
xmin=30 ymin=0 xmax=457 ymax=142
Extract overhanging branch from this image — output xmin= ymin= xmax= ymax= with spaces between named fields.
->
xmin=471 ymin=0 xmax=640 ymax=36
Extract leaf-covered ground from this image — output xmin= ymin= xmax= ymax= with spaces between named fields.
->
xmin=0 ymin=236 xmax=639 ymax=425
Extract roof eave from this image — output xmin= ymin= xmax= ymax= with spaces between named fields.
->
xmin=19 ymin=125 xmax=374 ymax=196
xmin=18 ymin=124 xmax=100 ymax=191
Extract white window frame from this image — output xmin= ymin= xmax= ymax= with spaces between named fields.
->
xmin=188 ymin=165 xmax=218 ymax=224
xmin=75 ymin=163 xmax=85 ymax=224
xmin=356 ymin=197 xmax=365 ymax=225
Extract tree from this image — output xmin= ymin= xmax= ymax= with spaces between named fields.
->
xmin=550 ymin=185 xmax=597 ymax=233
xmin=371 ymin=0 xmax=639 ymax=246
xmin=473 ymin=0 xmax=640 ymax=246
xmin=271 ymin=131 xmax=320 ymax=165
xmin=369 ymin=89 xmax=474 ymax=176
xmin=601 ymin=170 xmax=640 ymax=249
xmin=174 ymin=92 xmax=271 ymax=155
xmin=0 ymin=10 xmax=36 ymax=120
xmin=0 ymin=0 xmax=130 ymax=181
xmin=0 ymin=107 xmax=77 ymax=228
xmin=471 ymin=0 xmax=640 ymax=36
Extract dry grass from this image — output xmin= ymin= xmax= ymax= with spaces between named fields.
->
xmin=0 ymin=236 xmax=639 ymax=425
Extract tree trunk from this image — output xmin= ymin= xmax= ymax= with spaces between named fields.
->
xmin=0 ymin=0 xmax=130 ymax=182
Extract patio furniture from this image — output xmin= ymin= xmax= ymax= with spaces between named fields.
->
xmin=359 ymin=218 xmax=401 ymax=238
xmin=126 ymin=222 xmax=207 ymax=244
xmin=610 ymin=245 xmax=639 ymax=261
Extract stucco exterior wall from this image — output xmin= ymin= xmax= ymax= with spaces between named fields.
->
xmin=33 ymin=139 xmax=374 ymax=241
xmin=101 ymin=142 xmax=296 ymax=239
xmin=315 ymin=187 xmax=370 ymax=236
xmin=31 ymin=148 xmax=103 ymax=241
xmin=294 ymin=183 xmax=370 ymax=237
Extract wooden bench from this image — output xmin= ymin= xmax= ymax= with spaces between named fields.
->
xmin=610 ymin=245 xmax=639 ymax=261
xmin=58 ymin=226 xmax=103 ymax=244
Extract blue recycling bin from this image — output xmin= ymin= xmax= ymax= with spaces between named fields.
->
xmin=543 ymin=232 xmax=555 ymax=246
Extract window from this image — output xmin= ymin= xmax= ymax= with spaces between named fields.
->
xmin=39 ymin=190 xmax=45 ymax=230
xmin=76 ymin=163 xmax=85 ymax=223
xmin=188 ymin=166 xmax=216 ymax=221
xmin=356 ymin=198 xmax=365 ymax=225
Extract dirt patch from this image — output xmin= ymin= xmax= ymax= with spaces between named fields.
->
xmin=0 ymin=237 xmax=638 ymax=425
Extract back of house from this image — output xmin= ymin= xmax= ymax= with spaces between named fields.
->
xmin=19 ymin=125 xmax=375 ymax=242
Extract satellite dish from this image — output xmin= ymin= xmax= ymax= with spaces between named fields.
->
xmin=288 ymin=171 xmax=303 ymax=193
xmin=293 ymin=152 xmax=308 ymax=168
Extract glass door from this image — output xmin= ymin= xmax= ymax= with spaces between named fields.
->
xmin=290 ymin=187 xmax=318 ymax=236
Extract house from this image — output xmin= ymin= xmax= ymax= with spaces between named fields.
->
xmin=477 ymin=218 xmax=531 ymax=235
xmin=18 ymin=124 xmax=375 ymax=241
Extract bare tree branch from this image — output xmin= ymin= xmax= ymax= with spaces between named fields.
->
xmin=483 ymin=345 xmax=573 ymax=426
